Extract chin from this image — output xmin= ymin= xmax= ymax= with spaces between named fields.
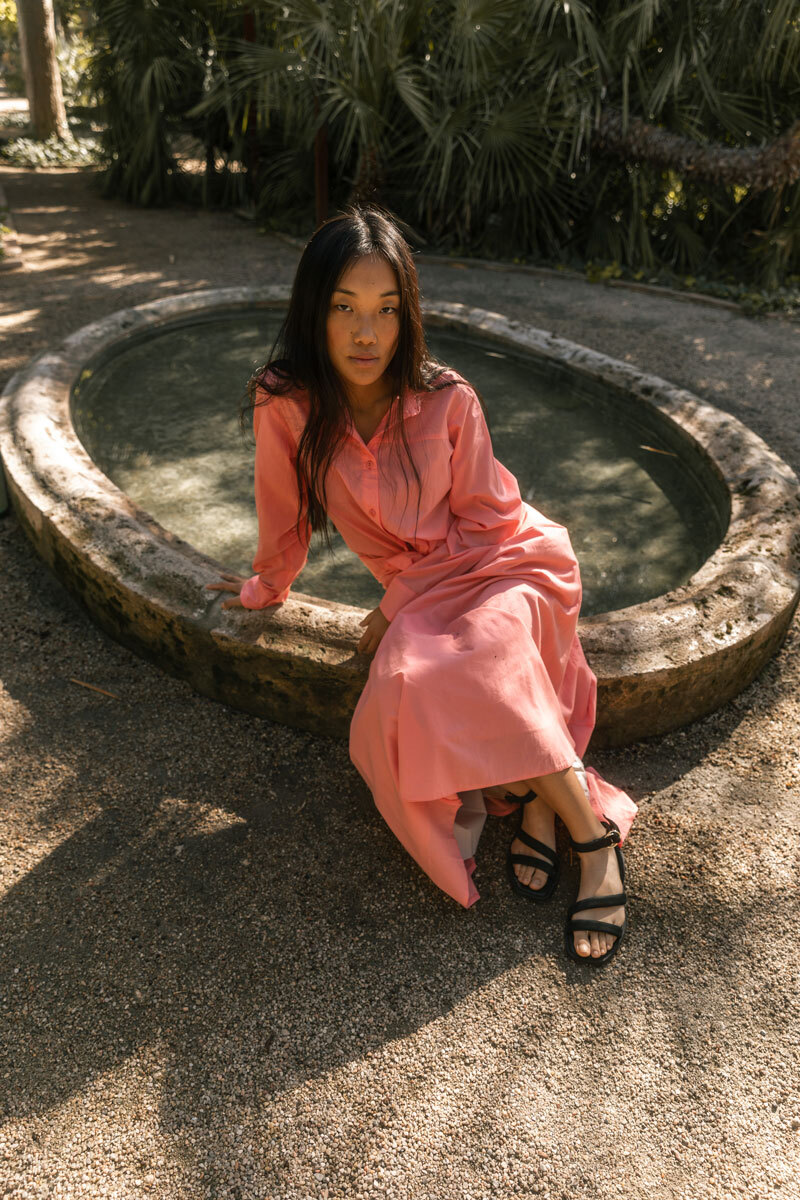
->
xmin=344 ymin=366 xmax=385 ymax=385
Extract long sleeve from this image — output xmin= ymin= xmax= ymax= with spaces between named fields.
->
xmin=445 ymin=385 xmax=524 ymax=542
xmin=379 ymin=385 xmax=524 ymax=621
xmin=239 ymin=396 xmax=310 ymax=610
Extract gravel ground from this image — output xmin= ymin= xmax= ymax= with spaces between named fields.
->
xmin=1 ymin=165 xmax=799 ymax=1200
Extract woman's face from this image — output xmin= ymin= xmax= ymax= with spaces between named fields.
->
xmin=326 ymin=255 xmax=400 ymax=405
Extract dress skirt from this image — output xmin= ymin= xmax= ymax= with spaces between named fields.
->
xmin=349 ymin=522 xmax=638 ymax=909
xmin=240 ymin=373 xmax=638 ymax=907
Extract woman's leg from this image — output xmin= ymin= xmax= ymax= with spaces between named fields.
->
xmin=489 ymin=782 xmax=557 ymax=894
xmin=512 ymin=767 xmax=625 ymax=959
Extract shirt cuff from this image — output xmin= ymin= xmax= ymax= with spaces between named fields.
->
xmin=379 ymin=575 xmax=418 ymax=622
xmin=239 ymin=574 xmax=290 ymax=610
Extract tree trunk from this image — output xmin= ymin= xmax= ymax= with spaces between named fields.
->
xmin=17 ymin=0 xmax=68 ymax=140
xmin=595 ymin=108 xmax=800 ymax=193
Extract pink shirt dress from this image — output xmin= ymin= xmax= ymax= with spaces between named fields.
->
xmin=240 ymin=370 xmax=637 ymax=907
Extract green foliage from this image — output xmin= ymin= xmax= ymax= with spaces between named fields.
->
xmin=0 ymin=130 xmax=103 ymax=166
xmin=83 ymin=0 xmax=800 ymax=287
xmin=56 ymin=27 xmax=95 ymax=107
xmin=0 ymin=0 xmax=23 ymax=94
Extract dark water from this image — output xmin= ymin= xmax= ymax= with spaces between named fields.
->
xmin=72 ymin=311 xmax=726 ymax=616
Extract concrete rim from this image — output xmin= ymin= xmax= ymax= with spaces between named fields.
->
xmin=1 ymin=286 xmax=798 ymax=746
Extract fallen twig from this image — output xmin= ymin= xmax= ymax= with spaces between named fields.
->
xmin=69 ymin=678 xmax=123 ymax=701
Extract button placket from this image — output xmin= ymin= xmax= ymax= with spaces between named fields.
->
xmin=363 ymin=451 xmax=379 ymax=521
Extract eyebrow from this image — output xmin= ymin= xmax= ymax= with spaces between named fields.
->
xmin=333 ymin=288 xmax=400 ymax=297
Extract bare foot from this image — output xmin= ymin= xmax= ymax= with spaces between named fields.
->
xmin=572 ymin=842 xmax=626 ymax=958
xmin=510 ymin=796 xmax=557 ymax=894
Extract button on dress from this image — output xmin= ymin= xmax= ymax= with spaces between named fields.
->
xmin=240 ymin=371 xmax=637 ymax=907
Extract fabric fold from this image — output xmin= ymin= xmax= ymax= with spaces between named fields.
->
xmin=243 ymin=371 xmax=637 ymax=905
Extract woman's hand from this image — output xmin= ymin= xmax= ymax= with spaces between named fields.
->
xmin=206 ymin=572 xmax=248 ymax=610
xmin=358 ymin=606 xmax=390 ymax=654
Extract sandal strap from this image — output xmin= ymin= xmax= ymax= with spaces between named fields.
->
xmin=568 ymin=918 xmax=625 ymax=937
xmin=569 ymin=892 xmax=627 ymax=914
xmin=514 ymin=830 xmax=557 ymax=863
xmin=568 ymin=819 xmax=621 ymax=853
xmin=518 ymin=789 xmax=538 ymax=805
xmin=509 ymin=852 xmax=556 ymax=875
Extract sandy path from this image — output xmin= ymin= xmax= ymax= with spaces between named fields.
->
xmin=1 ymin=165 xmax=798 ymax=1200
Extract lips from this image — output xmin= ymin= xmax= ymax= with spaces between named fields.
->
xmin=349 ymin=355 xmax=379 ymax=362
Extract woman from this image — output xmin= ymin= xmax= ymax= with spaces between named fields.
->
xmin=208 ymin=206 xmax=637 ymax=967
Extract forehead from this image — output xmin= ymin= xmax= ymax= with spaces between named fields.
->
xmin=334 ymin=254 xmax=399 ymax=294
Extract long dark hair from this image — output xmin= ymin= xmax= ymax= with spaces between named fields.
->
xmin=245 ymin=205 xmax=450 ymax=543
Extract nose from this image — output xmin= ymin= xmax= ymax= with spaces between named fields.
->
xmin=352 ymin=317 xmax=377 ymax=346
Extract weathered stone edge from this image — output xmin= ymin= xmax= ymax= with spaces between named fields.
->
xmin=1 ymin=286 xmax=798 ymax=746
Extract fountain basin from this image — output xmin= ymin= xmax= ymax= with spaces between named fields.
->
xmin=2 ymin=286 xmax=798 ymax=745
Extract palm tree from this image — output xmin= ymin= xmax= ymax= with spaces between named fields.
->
xmin=87 ymin=0 xmax=800 ymax=286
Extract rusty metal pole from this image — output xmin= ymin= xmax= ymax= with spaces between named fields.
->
xmin=242 ymin=8 xmax=260 ymax=202
xmin=314 ymin=109 xmax=329 ymax=227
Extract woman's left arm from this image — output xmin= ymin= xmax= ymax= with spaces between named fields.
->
xmin=445 ymin=384 xmax=524 ymax=541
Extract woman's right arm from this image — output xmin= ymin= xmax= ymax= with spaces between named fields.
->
xmin=207 ymin=397 xmax=310 ymax=610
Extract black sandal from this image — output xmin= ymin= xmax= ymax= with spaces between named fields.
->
xmin=564 ymin=819 xmax=627 ymax=967
xmin=507 ymin=790 xmax=559 ymax=903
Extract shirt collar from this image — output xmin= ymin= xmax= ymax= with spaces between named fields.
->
xmin=402 ymin=390 xmax=422 ymax=419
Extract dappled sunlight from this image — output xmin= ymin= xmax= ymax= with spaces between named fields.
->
xmin=0 ymin=730 xmax=84 ymax=901
xmin=85 ymin=269 xmax=167 ymax=289
xmin=11 ymin=204 xmax=75 ymax=218
xmin=154 ymin=276 xmax=213 ymax=289
xmin=0 ymin=686 xmax=32 ymax=749
xmin=745 ymin=361 xmax=776 ymax=389
xmin=0 ymin=307 xmax=40 ymax=331
xmin=0 ymin=808 xmax=84 ymax=902
xmin=692 ymin=335 xmax=717 ymax=362
xmin=696 ymin=378 xmax=730 ymax=392
xmin=17 ymin=239 xmax=98 ymax=272
xmin=155 ymin=795 xmax=248 ymax=839
xmin=16 ymin=1051 xmax=176 ymax=1186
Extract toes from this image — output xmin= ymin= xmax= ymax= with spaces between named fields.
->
xmin=590 ymin=932 xmax=602 ymax=958
xmin=514 ymin=862 xmax=533 ymax=887
xmin=574 ymin=932 xmax=591 ymax=957
xmin=513 ymin=857 xmax=546 ymax=892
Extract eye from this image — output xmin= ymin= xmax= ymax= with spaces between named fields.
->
xmin=381 ymin=305 xmax=398 ymax=315
xmin=332 ymin=302 xmax=351 ymax=312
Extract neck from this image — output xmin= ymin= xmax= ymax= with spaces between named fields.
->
xmin=346 ymin=381 xmax=395 ymax=413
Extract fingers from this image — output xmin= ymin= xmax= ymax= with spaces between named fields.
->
xmin=358 ymin=629 xmax=385 ymax=654
xmin=221 ymin=596 xmax=245 ymax=610
xmin=206 ymin=583 xmax=240 ymax=593
xmin=357 ymin=609 xmax=390 ymax=654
